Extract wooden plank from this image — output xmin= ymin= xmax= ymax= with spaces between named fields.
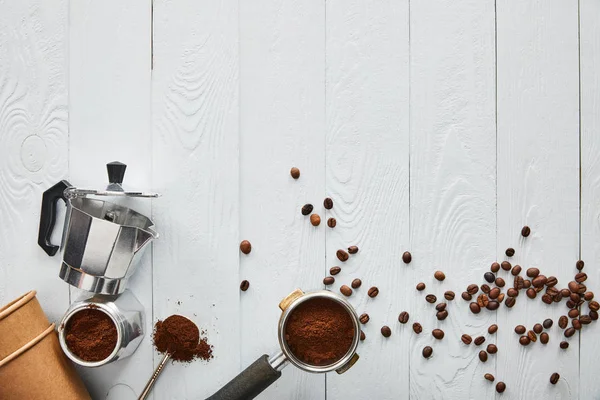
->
xmin=408 ymin=0 xmax=497 ymax=399
xmin=68 ymin=1 xmax=153 ymax=398
xmin=238 ymin=0 xmax=326 ymax=398
xmin=496 ymin=1 xmax=580 ymax=398
xmin=0 ymin=0 xmax=69 ymax=322
xmin=580 ymin=0 xmax=600 ymax=398
xmin=325 ymin=1 xmax=410 ymax=398
xmin=151 ymin=0 xmax=239 ymax=398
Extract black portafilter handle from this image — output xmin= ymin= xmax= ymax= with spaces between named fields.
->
xmin=205 ymin=355 xmax=282 ymax=400
xmin=107 ymin=161 xmax=127 ymax=184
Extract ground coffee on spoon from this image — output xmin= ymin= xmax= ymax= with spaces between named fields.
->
xmin=153 ymin=315 xmax=213 ymax=362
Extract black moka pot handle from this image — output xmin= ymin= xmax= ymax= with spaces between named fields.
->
xmin=205 ymin=355 xmax=282 ymax=400
xmin=38 ymin=180 xmax=70 ymax=256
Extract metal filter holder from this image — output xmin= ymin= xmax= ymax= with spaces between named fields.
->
xmin=207 ymin=289 xmax=360 ymax=400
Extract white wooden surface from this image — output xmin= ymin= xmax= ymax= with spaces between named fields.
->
xmin=1 ymin=1 xmax=599 ymax=399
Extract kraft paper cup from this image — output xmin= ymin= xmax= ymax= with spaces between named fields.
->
xmin=0 ymin=290 xmax=91 ymax=400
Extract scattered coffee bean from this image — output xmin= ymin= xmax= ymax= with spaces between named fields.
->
xmin=290 ymin=167 xmax=300 ymax=179
xmin=541 ymin=294 xmax=553 ymax=304
xmin=435 ymin=303 xmax=447 ymax=312
xmin=505 ymin=297 xmax=516 ymax=308
xmin=550 ymin=373 xmax=560 ymax=385
xmin=436 ymin=310 xmax=449 ymax=320
xmin=337 ymin=249 xmax=349 ymax=262
xmin=368 ymin=287 xmax=379 ymax=298
xmin=560 ymin=341 xmax=569 ymax=349
xmin=488 ymin=324 xmax=498 ymax=334
xmin=526 ymin=288 xmax=536 ymax=299
xmin=398 ymin=311 xmax=409 ymax=324
xmin=576 ymin=260 xmax=585 ymax=270
xmin=511 ymin=265 xmax=522 ymax=276
xmin=558 ymin=316 xmax=568 ymax=329
xmin=360 ymin=331 xmax=366 ymax=341
xmin=487 ymin=301 xmax=500 ymax=311
xmin=327 ymin=218 xmax=337 ymax=228
xmin=496 ymin=382 xmax=506 ymax=393
xmin=301 ymin=204 xmax=313 ymax=216
xmin=462 ymin=292 xmax=472 ymax=301
xmin=340 ymin=285 xmax=353 ymax=297
xmin=240 ymin=280 xmax=250 ymax=291
xmin=519 ymin=335 xmax=531 ymax=346
xmin=479 ymin=350 xmax=488 ymax=362
xmin=422 ymin=346 xmax=433 ymax=359
xmin=491 ymin=262 xmax=501 ymax=273
xmin=351 ymin=278 xmax=362 ymax=289
xmin=561 ymin=288 xmax=571 ymax=297
xmin=330 ymin=266 xmax=341 ymax=275
xmin=507 ymin=288 xmax=518 ymax=298
xmin=240 ymin=240 xmax=252 ymax=255
xmin=470 ymin=302 xmax=481 ymax=314
xmin=402 ymin=251 xmax=412 ymax=264
xmin=413 ymin=322 xmax=423 ymax=334
xmin=323 ymin=197 xmax=333 ymax=209
xmin=543 ymin=319 xmax=553 ymax=329
xmin=528 ymin=330 xmax=537 ymax=342
xmin=467 ymin=284 xmax=479 ymax=295
xmin=566 ymin=300 xmax=576 ymax=309
xmin=381 ymin=326 xmax=391 ymax=338
xmin=498 ymin=293 xmax=506 ymax=303
xmin=540 ymin=332 xmax=549 ymax=344
xmin=444 ymin=291 xmax=455 ymax=301
xmin=577 ymin=284 xmax=587 ymax=294
xmin=589 ymin=301 xmax=600 ymax=311
xmin=484 ymin=272 xmax=495 ymax=283
xmin=514 ymin=276 xmax=525 ymax=290
xmin=548 ymin=287 xmax=560 ymax=297
xmin=533 ymin=324 xmax=543 ymax=334
xmin=515 ymin=325 xmax=527 ymax=335
xmin=348 ymin=245 xmax=359 ymax=254
xmin=570 ymin=293 xmax=582 ymax=302
xmin=477 ymin=294 xmax=489 ymax=308
xmin=505 ymin=248 xmax=515 ymax=257
xmin=474 ymin=336 xmax=485 ymax=346
xmin=533 ymin=275 xmax=548 ymax=288
xmin=501 ymin=261 xmax=512 ymax=271
xmin=591 ymin=310 xmax=599 ymax=321
xmin=481 ymin=284 xmax=491 ymax=294
xmin=323 ymin=276 xmax=335 ymax=285
xmin=432 ymin=329 xmax=445 ymax=340
xmin=584 ymin=292 xmax=594 ymax=301
xmin=572 ymin=319 xmax=581 ymax=330
xmin=523 ymin=279 xmax=532 ymax=288
xmin=580 ymin=315 xmax=592 ymax=325
xmin=489 ymin=288 xmax=501 ymax=299
xmin=546 ymin=276 xmax=558 ymax=287
xmin=311 ymin=213 xmax=322 ymax=226
xmin=426 ymin=294 xmax=437 ymax=304
xmin=485 ymin=373 xmax=495 ymax=382
xmin=487 ymin=344 xmax=498 ymax=354
xmin=568 ymin=309 xmax=579 ymax=318
xmin=359 ymin=313 xmax=370 ymax=324
xmin=527 ymin=268 xmax=540 ymax=278
xmin=434 ymin=271 xmax=446 ymax=281
xmin=575 ymin=272 xmax=588 ymax=283
xmin=568 ymin=281 xmax=579 ymax=293
xmin=521 ymin=226 xmax=531 ymax=237
xmin=461 ymin=334 xmax=473 ymax=345
xmin=564 ymin=328 xmax=575 ymax=338
xmin=416 ymin=282 xmax=426 ymax=291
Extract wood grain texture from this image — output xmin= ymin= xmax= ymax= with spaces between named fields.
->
xmin=151 ymin=0 xmax=239 ymax=398
xmin=325 ymin=1 xmax=410 ymax=398
xmin=69 ymin=0 xmax=153 ymax=398
xmin=0 ymin=0 xmax=69 ymax=322
xmin=580 ymin=0 xmax=600 ymax=398
xmin=239 ymin=1 xmax=326 ymax=399
xmin=409 ymin=0 xmax=497 ymax=399
xmin=496 ymin=1 xmax=580 ymax=399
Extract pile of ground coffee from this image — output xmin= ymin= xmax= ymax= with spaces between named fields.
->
xmin=284 ymin=298 xmax=354 ymax=366
xmin=65 ymin=309 xmax=118 ymax=362
xmin=153 ymin=315 xmax=213 ymax=362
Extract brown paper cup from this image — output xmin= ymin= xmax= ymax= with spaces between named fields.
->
xmin=0 ymin=291 xmax=91 ymax=400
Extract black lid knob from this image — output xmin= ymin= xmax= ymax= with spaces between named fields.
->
xmin=107 ymin=161 xmax=127 ymax=184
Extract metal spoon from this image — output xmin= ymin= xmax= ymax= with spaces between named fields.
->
xmin=138 ymin=352 xmax=171 ymax=400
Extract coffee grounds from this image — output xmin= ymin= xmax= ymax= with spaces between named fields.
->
xmin=284 ymin=298 xmax=354 ymax=366
xmin=153 ymin=315 xmax=213 ymax=362
xmin=65 ymin=309 xmax=118 ymax=362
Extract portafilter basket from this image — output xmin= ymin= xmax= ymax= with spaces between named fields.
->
xmin=207 ymin=289 xmax=361 ymax=400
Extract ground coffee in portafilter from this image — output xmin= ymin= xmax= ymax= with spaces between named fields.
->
xmin=65 ymin=308 xmax=118 ymax=362
xmin=153 ymin=315 xmax=213 ymax=362
xmin=284 ymin=298 xmax=354 ymax=366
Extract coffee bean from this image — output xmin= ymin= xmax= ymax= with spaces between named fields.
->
xmin=434 ymin=271 xmax=446 ymax=281
xmin=432 ymin=329 xmax=445 ymax=340
xmin=543 ymin=319 xmax=553 ymax=329
xmin=489 ymin=288 xmax=500 ymax=299
xmin=381 ymin=326 xmax=391 ymax=338
xmin=327 ymin=218 xmax=337 ymax=228
xmin=497 ymin=293 xmax=505 ymax=303
xmin=541 ymin=294 xmax=552 ymax=305
xmin=505 ymin=248 xmax=515 ymax=257
xmin=580 ymin=315 xmax=592 ymax=325
xmin=559 ymin=316 xmax=568 ymax=329
xmin=240 ymin=280 xmax=250 ymax=291
xmin=545 ymin=276 xmax=558 ymax=287
xmin=402 ymin=251 xmax=412 ymax=264
xmin=348 ymin=245 xmax=359 ymax=254
xmin=479 ymin=350 xmax=488 ymax=362
xmin=426 ymin=294 xmax=437 ymax=304
xmin=336 ymin=249 xmax=349 ymax=262
xmin=413 ymin=322 xmax=423 ymax=334
xmin=367 ymin=287 xmax=379 ymax=298
xmin=533 ymin=275 xmax=547 ymax=288
xmin=533 ymin=324 xmax=543 ymax=334
xmin=496 ymin=382 xmax=506 ymax=393
xmin=519 ymin=335 xmax=531 ymax=346
xmin=540 ymin=332 xmax=549 ymax=344
xmin=340 ymin=285 xmax=353 ymax=297
xmin=481 ymin=284 xmax=491 ymax=294
xmin=590 ymin=301 xmax=600 ymax=311
xmin=575 ymin=272 xmax=587 ymax=283
xmin=484 ymin=272 xmax=495 ymax=283
xmin=323 ymin=197 xmax=333 ymax=209
xmin=474 ymin=336 xmax=485 ymax=346
xmin=301 ymin=204 xmax=313 ymax=215
xmin=571 ymin=292 xmax=582 ymax=302
xmin=547 ymin=287 xmax=560 ymax=297
xmin=584 ymin=292 xmax=594 ymax=301
xmin=515 ymin=325 xmax=526 ymax=334
xmin=577 ymin=284 xmax=587 ymax=294
xmin=360 ymin=331 xmax=366 ymax=341
xmin=566 ymin=300 xmax=576 ymax=309
xmin=564 ymin=328 xmax=575 ymax=338
xmin=514 ymin=276 xmax=525 ymax=290
xmin=526 ymin=288 xmax=536 ymax=299
xmin=416 ymin=282 xmax=426 ymax=291
xmin=323 ymin=276 xmax=335 ymax=285
xmin=422 ymin=346 xmax=433 ymax=358
xmin=461 ymin=334 xmax=472 ymax=345
xmin=501 ymin=261 xmax=512 ymax=271
xmin=507 ymin=288 xmax=518 ymax=298
xmin=572 ymin=319 xmax=581 ymax=330
xmin=435 ymin=303 xmax=447 ymax=312
xmin=359 ymin=313 xmax=370 ymax=324
xmin=521 ymin=226 xmax=531 ymax=237
xmin=351 ymin=278 xmax=362 ymax=289
xmin=505 ymin=297 xmax=516 ymax=308
xmin=511 ymin=265 xmax=522 ymax=276
xmin=444 ymin=291 xmax=455 ymax=301
xmin=576 ymin=260 xmax=585 ymax=270
xmin=486 ymin=301 xmax=500 ymax=311
xmin=488 ymin=324 xmax=498 ymax=334
xmin=462 ymin=292 xmax=472 ymax=301
xmin=526 ymin=268 xmax=540 ymax=278
xmin=477 ymin=294 xmax=489 ymax=308
xmin=523 ymin=279 xmax=532 ymax=288
xmin=550 ymin=373 xmax=560 ymax=385
xmin=436 ymin=310 xmax=449 ymax=320
xmin=491 ymin=262 xmax=501 ymax=272
xmin=561 ymin=288 xmax=571 ymax=297
xmin=553 ymin=293 xmax=563 ymax=303
xmin=485 ymin=373 xmax=495 ymax=382
xmin=398 ymin=311 xmax=409 ymax=324
xmin=467 ymin=284 xmax=479 ymax=295
xmin=568 ymin=309 xmax=579 ymax=318
xmin=290 ymin=167 xmax=300 ymax=179
xmin=487 ymin=344 xmax=498 ymax=354
xmin=591 ymin=310 xmax=599 ymax=321
xmin=528 ymin=330 xmax=537 ymax=342
xmin=330 ymin=266 xmax=341 ymax=275
xmin=560 ymin=341 xmax=569 ymax=349
xmin=568 ymin=281 xmax=579 ymax=293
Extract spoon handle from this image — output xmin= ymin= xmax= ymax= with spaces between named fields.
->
xmin=138 ymin=353 xmax=171 ymax=400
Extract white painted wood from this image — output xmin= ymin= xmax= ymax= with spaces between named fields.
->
xmin=496 ymin=1 xmax=580 ymax=399
xmin=580 ymin=0 xmax=600 ymax=398
xmin=151 ymin=0 xmax=240 ymax=398
xmin=69 ymin=1 xmax=153 ymax=398
xmin=238 ymin=1 xmax=326 ymax=399
xmin=409 ymin=1 xmax=497 ymax=399
xmin=0 ymin=0 xmax=69 ymax=323
xmin=325 ymin=1 xmax=410 ymax=399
